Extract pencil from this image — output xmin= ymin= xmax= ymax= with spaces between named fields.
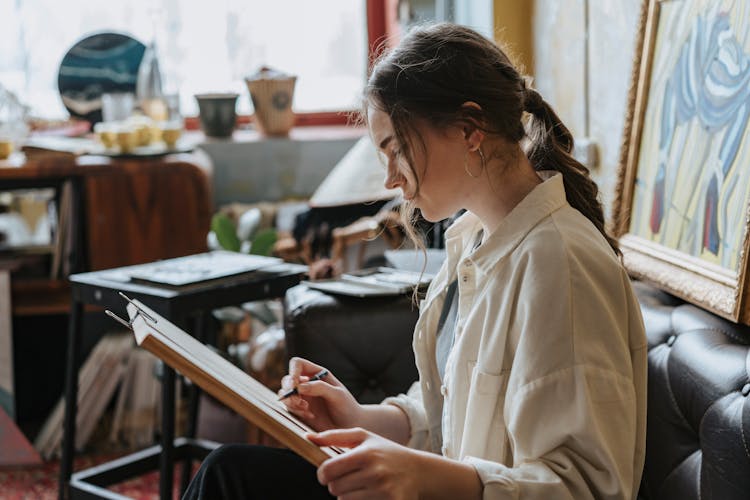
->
xmin=278 ymin=369 xmax=329 ymax=400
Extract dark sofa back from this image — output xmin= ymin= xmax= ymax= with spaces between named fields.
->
xmin=634 ymin=281 xmax=750 ymax=499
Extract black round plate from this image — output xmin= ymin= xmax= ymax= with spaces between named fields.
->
xmin=58 ymin=32 xmax=145 ymax=124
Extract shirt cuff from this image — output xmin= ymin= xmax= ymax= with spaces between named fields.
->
xmin=462 ymin=456 xmax=518 ymax=498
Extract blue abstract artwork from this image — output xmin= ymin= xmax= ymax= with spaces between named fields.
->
xmin=630 ymin=0 xmax=750 ymax=273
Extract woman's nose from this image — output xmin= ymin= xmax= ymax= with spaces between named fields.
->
xmin=384 ymin=162 xmax=403 ymax=190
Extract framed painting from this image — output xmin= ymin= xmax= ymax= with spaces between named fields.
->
xmin=613 ymin=0 xmax=750 ymax=324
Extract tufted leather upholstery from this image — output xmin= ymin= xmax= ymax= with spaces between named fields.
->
xmin=634 ymin=281 xmax=750 ymax=500
xmin=283 ymin=284 xmax=419 ymax=404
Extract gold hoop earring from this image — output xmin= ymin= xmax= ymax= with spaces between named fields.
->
xmin=477 ymin=148 xmax=486 ymax=170
xmin=464 ymin=150 xmax=482 ymax=178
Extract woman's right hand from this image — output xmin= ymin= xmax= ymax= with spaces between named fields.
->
xmin=279 ymin=357 xmax=363 ymax=432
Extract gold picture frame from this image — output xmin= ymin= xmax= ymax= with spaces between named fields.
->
xmin=613 ymin=0 xmax=750 ymax=324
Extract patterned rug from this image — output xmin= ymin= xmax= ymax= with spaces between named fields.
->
xmin=0 ymin=453 xmax=197 ymax=500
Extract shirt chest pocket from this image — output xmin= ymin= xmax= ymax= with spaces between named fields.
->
xmin=459 ymin=362 xmax=510 ymax=463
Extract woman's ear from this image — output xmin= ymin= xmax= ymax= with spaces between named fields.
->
xmin=460 ymin=101 xmax=485 ymax=151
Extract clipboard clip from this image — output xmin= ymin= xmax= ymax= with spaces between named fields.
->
xmin=105 ymin=292 xmax=158 ymax=330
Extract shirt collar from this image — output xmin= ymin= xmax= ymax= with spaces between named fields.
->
xmin=444 ymin=171 xmax=568 ymax=274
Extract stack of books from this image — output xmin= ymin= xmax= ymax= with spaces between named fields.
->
xmin=303 ymin=267 xmax=433 ymax=298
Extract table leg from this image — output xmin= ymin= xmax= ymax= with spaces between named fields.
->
xmin=179 ymin=312 xmax=206 ymax=495
xmin=59 ymin=300 xmax=83 ymax=500
xmin=160 ymin=366 xmax=176 ymax=500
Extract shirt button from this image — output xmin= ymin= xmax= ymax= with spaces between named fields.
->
xmin=441 ymin=445 xmax=448 ymax=455
xmin=461 ymin=275 xmax=468 ymax=283
xmin=440 ymin=385 xmax=448 ymax=396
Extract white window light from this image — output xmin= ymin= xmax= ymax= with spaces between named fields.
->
xmin=0 ymin=0 xmax=367 ymax=121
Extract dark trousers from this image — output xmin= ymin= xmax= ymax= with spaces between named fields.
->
xmin=183 ymin=444 xmax=335 ymax=499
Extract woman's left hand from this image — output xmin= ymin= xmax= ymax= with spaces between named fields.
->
xmin=309 ymin=428 xmax=423 ymax=499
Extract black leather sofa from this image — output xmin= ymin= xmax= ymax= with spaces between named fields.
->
xmin=635 ymin=281 xmax=750 ymax=499
xmin=284 ymin=284 xmax=419 ymax=404
xmin=284 ymin=280 xmax=750 ymax=499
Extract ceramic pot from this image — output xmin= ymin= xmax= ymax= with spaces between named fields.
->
xmin=245 ymin=69 xmax=296 ymax=136
xmin=195 ymin=93 xmax=239 ymax=138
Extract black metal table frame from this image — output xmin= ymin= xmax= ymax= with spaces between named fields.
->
xmin=69 ymin=437 xmax=219 ymax=500
xmin=59 ymin=263 xmax=306 ymax=499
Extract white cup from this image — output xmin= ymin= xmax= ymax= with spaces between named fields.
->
xmin=102 ymin=92 xmax=135 ymax=122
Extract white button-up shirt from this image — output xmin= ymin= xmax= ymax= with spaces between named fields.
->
xmin=385 ymin=172 xmax=647 ymax=499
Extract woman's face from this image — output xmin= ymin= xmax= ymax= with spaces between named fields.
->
xmin=368 ymin=106 xmax=469 ymax=222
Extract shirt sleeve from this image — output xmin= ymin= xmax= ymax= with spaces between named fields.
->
xmin=382 ymin=381 xmax=433 ymax=451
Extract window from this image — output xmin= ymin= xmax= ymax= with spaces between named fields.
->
xmin=0 ymin=0 xmax=368 ymax=120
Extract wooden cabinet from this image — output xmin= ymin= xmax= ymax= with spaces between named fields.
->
xmin=83 ymin=154 xmax=212 ymax=270
xmin=0 ymin=153 xmax=212 ymax=316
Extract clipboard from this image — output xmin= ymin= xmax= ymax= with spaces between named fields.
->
xmin=107 ymin=294 xmax=344 ymax=466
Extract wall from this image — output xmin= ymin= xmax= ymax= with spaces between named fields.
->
xmin=493 ymin=0 xmax=534 ymax=73
xmin=196 ymin=128 xmax=364 ymax=208
xmin=533 ymin=0 xmax=640 ymax=220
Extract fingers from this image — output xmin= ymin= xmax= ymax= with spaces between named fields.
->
xmin=279 ymin=388 xmax=308 ymax=412
xmin=308 ymin=427 xmax=370 ymax=448
xmin=280 ymin=367 xmax=338 ymax=409
xmin=314 ymin=435 xmax=373 ymax=493
xmin=283 ymin=357 xmax=321 ymax=409
xmin=322 ymin=469 xmax=371 ymax=498
xmin=288 ymin=357 xmax=312 ymax=381
xmin=287 ymin=357 xmax=343 ymax=388
xmin=280 ymin=374 xmax=295 ymax=392
xmin=316 ymin=442 xmax=369 ymax=486
xmin=278 ymin=377 xmax=310 ymax=418
xmin=295 ymin=380 xmax=341 ymax=402
xmin=287 ymin=357 xmax=330 ymax=381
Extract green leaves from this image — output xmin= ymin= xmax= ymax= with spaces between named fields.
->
xmin=249 ymin=228 xmax=277 ymax=256
xmin=211 ymin=212 xmax=277 ymax=256
xmin=211 ymin=213 xmax=241 ymax=252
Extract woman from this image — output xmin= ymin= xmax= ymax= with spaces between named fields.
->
xmin=185 ymin=22 xmax=646 ymax=499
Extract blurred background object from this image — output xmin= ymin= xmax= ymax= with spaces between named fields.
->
xmin=57 ymin=32 xmax=146 ymax=125
xmin=245 ymin=67 xmax=296 ymax=136
xmin=101 ymin=93 xmax=135 ymax=123
xmin=309 ymin=136 xmax=400 ymax=208
xmin=0 ymin=84 xmax=31 ymax=159
xmin=195 ymin=93 xmax=239 ymax=138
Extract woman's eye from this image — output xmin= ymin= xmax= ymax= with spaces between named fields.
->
xmin=376 ymin=150 xmax=388 ymax=167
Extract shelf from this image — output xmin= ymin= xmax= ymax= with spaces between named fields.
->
xmin=11 ymin=279 xmax=70 ymax=316
xmin=0 ymin=245 xmax=56 ymax=255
